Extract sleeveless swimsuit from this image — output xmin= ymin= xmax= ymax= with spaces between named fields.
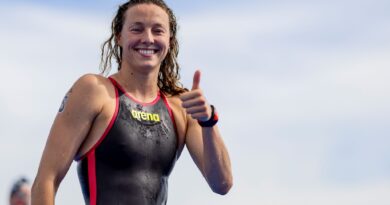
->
xmin=76 ymin=77 xmax=178 ymax=205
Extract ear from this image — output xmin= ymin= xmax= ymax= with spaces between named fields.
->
xmin=115 ymin=33 xmax=122 ymax=47
xmin=169 ymin=36 xmax=175 ymax=50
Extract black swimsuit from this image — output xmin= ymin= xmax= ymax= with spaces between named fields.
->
xmin=76 ymin=77 xmax=178 ymax=205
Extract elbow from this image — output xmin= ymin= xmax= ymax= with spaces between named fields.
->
xmin=31 ymin=178 xmax=41 ymax=196
xmin=211 ymin=178 xmax=233 ymax=195
xmin=31 ymin=178 xmax=41 ymax=203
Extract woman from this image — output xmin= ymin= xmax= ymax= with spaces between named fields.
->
xmin=32 ymin=1 xmax=232 ymax=204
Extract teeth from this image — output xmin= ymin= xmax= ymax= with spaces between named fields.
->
xmin=138 ymin=49 xmax=155 ymax=55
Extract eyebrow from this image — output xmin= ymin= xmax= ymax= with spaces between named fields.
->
xmin=130 ymin=22 xmax=167 ymax=29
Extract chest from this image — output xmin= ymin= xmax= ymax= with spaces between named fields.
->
xmin=95 ymin=94 xmax=178 ymax=170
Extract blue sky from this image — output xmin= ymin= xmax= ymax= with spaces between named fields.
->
xmin=1 ymin=0 xmax=390 ymax=204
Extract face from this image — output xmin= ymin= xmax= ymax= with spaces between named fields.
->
xmin=117 ymin=4 xmax=171 ymax=73
xmin=10 ymin=184 xmax=31 ymax=205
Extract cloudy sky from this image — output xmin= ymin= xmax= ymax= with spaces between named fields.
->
xmin=1 ymin=0 xmax=389 ymax=204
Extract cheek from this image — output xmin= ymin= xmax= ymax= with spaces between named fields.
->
xmin=127 ymin=41 xmax=137 ymax=49
xmin=162 ymin=38 xmax=171 ymax=51
xmin=118 ymin=34 xmax=136 ymax=48
xmin=121 ymin=39 xmax=138 ymax=52
xmin=157 ymin=34 xmax=170 ymax=46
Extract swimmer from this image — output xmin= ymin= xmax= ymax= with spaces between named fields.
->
xmin=32 ymin=1 xmax=232 ymax=204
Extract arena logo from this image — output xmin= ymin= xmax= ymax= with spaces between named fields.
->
xmin=131 ymin=110 xmax=160 ymax=122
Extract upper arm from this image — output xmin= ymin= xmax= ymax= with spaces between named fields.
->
xmin=184 ymin=113 xmax=206 ymax=176
xmin=35 ymin=74 xmax=105 ymax=187
xmin=166 ymin=96 xmax=205 ymax=175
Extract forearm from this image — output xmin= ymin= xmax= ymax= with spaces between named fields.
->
xmin=202 ymin=126 xmax=233 ymax=194
xmin=31 ymin=175 xmax=58 ymax=205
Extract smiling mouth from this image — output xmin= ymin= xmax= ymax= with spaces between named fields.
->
xmin=136 ymin=49 xmax=159 ymax=55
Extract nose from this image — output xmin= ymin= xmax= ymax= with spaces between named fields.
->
xmin=141 ymin=29 xmax=154 ymax=45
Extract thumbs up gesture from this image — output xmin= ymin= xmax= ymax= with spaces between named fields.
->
xmin=179 ymin=70 xmax=212 ymax=121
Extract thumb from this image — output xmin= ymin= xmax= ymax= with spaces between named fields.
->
xmin=192 ymin=70 xmax=201 ymax=90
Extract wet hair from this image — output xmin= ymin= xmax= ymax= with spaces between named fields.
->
xmin=10 ymin=177 xmax=29 ymax=198
xmin=100 ymin=0 xmax=188 ymax=96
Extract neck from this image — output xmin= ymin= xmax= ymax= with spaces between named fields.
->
xmin=113 ymin=65 xmax=160 ymax=103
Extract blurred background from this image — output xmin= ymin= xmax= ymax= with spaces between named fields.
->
xmin=1 ymin=0 xmax=389 ymax=204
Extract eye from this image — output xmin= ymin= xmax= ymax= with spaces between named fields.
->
xmin=130 ymin=26 xmax=143 ymax=33
xmin=155 ymin=29 xmax=163 ymax=34
xmin=153 ymin=28 xmax=165 ymax=35
xmin=131 ymin=29 xmax=141 ymax=33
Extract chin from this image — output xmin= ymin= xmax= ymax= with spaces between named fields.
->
xmin=138 ymin=64 xmax=160 ymax=73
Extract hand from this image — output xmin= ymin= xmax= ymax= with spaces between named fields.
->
xmin=180 ymin=70 xmax=212 ymax=121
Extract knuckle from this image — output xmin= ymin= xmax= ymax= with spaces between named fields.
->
xmin=194 ymin=90 xmax=202 ymax=96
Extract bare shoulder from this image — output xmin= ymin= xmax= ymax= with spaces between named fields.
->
xmin=73 ymin=73 xmax=112 ymax=93
xmin=60 ymin=73 xmax=115 ymax=115
xmin=165 ymin=95 xmax=185 ymax=116
xmin=71 ymin=74 xmax=115 ymax=101
xmin=165 ymin=95 xmax=181 ymax=107
xmin=165 ymin=94 xmax=188 ymax=131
